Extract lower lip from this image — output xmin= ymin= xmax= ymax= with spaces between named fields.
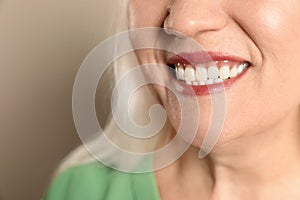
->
xmin=173 ymin=67 xmax=250 ymax=96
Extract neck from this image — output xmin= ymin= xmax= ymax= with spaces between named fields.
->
xmin=156 ymin=108 xmax=300 ymax=199
xmin=209 ymin=109 xmax=300 ymax=183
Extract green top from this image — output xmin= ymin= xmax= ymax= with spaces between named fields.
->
xmin=45 ymin=162 xmax=160 ymax=200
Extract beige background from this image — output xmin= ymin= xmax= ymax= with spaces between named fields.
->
xmin=0 ymin=1 xmax=114 ymax=199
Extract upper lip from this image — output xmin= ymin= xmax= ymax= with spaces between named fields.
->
xmin=166 ymin=51 xmax=251 ymax=67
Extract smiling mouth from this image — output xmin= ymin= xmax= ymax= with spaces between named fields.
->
xmin=166 ymin=52 xmax=252 ymax=95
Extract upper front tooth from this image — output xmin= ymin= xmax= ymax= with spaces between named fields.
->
xmin=185 ymin=67 xmax=196 ymax=82
xmin=199 ymin=81 xmax=206 ymax=85
xmin=206 ymin=79 xmax=214 ymax=85
xmin=192 ymin=81 xmax=199 ymax=86
xmin=219 ymin=65 xmax=230 ymax=79
xmin=214 ymin=78 xmax=223 ymax=83
xmin=195 ymin=66 xmax=207 ymax=82
xmin=177 ymin=66 xmax=185 ymax=80
xmin=208 ymin=65 xmax=219 ymax=79
xmin=230 ymin=66 xmax=238 ymax=78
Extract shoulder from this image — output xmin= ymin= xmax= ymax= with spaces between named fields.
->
xmin=45 ymin=162 xmax=130 ymax=200
xmin=45 ymin=161 xmax=160 ymax=200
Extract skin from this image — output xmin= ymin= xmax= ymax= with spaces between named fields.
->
xmin=128 ymin=0 xmax=300 ymax=199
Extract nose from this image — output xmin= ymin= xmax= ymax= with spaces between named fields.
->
xmin=164 ymin=0 xmax=228 ymax=37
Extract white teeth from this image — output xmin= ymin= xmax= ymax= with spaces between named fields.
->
xmin=242 ymin=63 xmax=248 ymax=69
xmin=205 ymin=79 xmax=214 ymax=85
xmin=237 ymin=64 xmax=244 ymax=74
xmin=219 ymin=65 xmax=230 ymax=79
xmin=195 ymin=66 xmax=207 ymax=82
xmin=192 ymin=81 xmax=199 ymax=86
xmin=208 ymin=65 xmax=219 ymax=79
xmin=230 ymin=66 xmax=238 ymax=78
xmin=214 ymin=78 xmax=223 ymax=84
xmin=177 ymin=66 xmax=185 ymax=80
xmin=174 ymin=62 xmax=250 ymax=86
xmin=185 ymin=67 xmax=196 ymax=82
xmin=199 ymin=81 xmax=206 ymax=86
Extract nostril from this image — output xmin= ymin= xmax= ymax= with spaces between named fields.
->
xmin=163 ymin=15 xmax=189 ymax=39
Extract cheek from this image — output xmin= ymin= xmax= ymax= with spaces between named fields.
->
xmin=258 ymin=7 xmax=285 ymax=37
xmin=232 ymin=1 xmax=300 ymax=61
xmin=255 ymin=5 xmax=300 ymax=99
xmin=256 ymin=7 xmax=299 ymax=55
xmin=221 ymin=2 xmax=300 ymax=140
xmin=243 ymin=2 xmax=300 ymax=99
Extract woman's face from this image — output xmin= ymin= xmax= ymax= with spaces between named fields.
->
xmin=128 ymin=0 xmax=300 ymax=148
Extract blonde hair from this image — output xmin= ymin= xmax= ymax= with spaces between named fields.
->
xmin=54 ymin=0 xmax=163 ymax=175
